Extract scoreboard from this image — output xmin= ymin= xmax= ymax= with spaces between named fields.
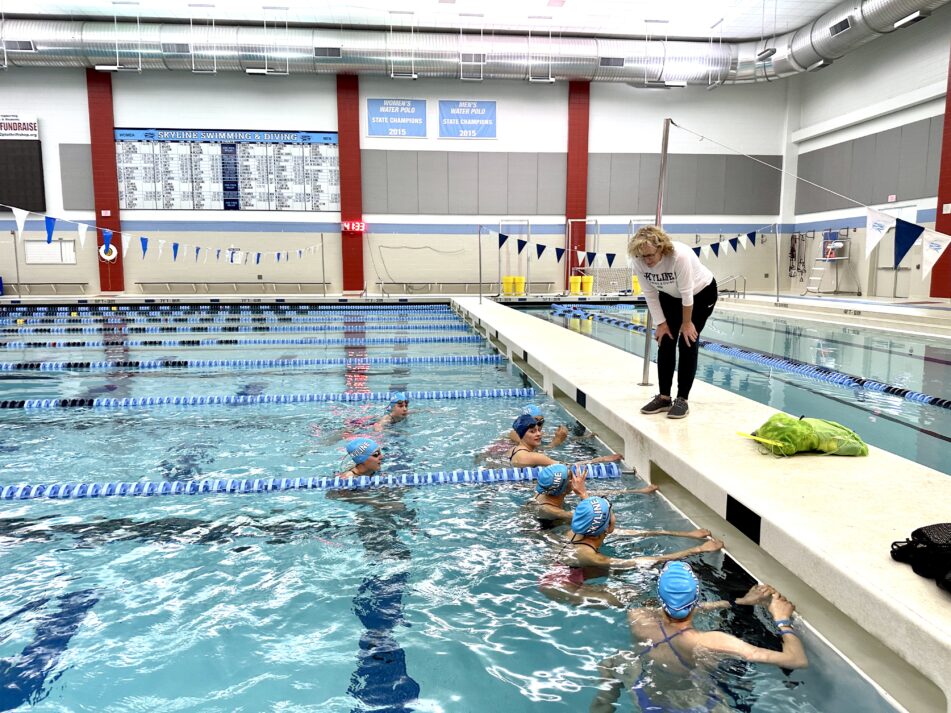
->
xmin=115 ymin=128 xmax=340 ymax=212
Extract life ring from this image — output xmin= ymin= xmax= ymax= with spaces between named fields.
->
xmin=99 ymin=244 xmax=118 ymax=262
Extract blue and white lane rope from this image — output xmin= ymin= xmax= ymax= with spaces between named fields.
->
xmin=5 ymin=387 xmax=535 ymax=410
xmin=1 ymin=335 xmax=485 ymax=350
xmin=550 ymin=305 xmax=951 ymax=411
xmin=1 ymin=305 xmax=454 ymax=317
xmin=1 ymin=323 xmax=471 ymax=335
xmin=0 ymin=463 xmax=621 ymax=500
xmin=1 ymin=315 xmax=465 ymax=326
xmin=0 ymin=354 xmax=505 ymax=372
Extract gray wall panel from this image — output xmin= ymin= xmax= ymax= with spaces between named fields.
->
xmin=871 ymin=127 xmax=902 ymax=205
xmin=361 ymin=150 xmax=389 ymax=213
xmin=608 ymin=154 xmax=639 ymax=215
xmin=507 ymin=153 xmax=539 ymax=215
xmin=447 ymin=153 xmax=478 ymax=214
xmin=537 ymin=153 xmax=567 ymax=215
xmin=417 ymin=151 xmax=449 ymax=214
xmin=849 ymin=135 xmax=876 ymax=206
xmin=59 ymin=143 xmax=94 ymax=211
xmin=587 ymin=154 xmax=612 ymax=215
xmin=822 ymin=143 xmax=853 ymax=212
xmin=795 ymin=150 xmax=824 ymax=214
xmin=386 ymin=151 xmax=419 ymax=214
xmin=694 ymin=155 xmax=726 ymax=214
xmin=750 ymin=156 xmax=782 ymax=214
xmin=665 ymin=154 xmax=698 ymax=215
xmin=724 ymin=155 xmax=754 ymax=214
xmin=926 ymin=114 xmax=943 ymax=196
xmin=478 ymin=153 xmax=508 ymax=214
xmin=636 ymin=154 xmax=661 ymax=215
xmin=897 ymin=119 xmax=931 ymax=201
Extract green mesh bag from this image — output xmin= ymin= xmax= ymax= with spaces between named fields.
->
xmin=742 ymin=413 xmax=868 ymax=457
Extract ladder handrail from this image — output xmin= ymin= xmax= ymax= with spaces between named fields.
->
xmin=717 ymin=274 xmax=746 ymax=298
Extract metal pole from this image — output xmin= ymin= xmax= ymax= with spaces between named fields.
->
xmin=10 ymin=231 xmax=22 ymax=295
xmin=526 ymin=222 xmax=532 ymax=297
xmin=320 ymin=233 xmax=327 ymax=296
xmin=497 ymin=220 xmax=502 ymax=296
xmin=478 ymin=226 xmax=483 ymax=305
xmin=774 ymin=225 xmax=781 ymax=304
xmin=640 ymin=117 xmax=671 ymax=386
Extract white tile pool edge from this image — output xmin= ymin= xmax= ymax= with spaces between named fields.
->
xmin=453 ymin=296 xmax=951 ymax=713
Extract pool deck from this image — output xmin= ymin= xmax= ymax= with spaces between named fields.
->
xmin=453 ymin=295 xmax=951 ymax=713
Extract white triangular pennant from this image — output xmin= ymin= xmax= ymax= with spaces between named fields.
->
xmin=738 ymin=234 xmax=749 ymax=250
xmin=12 ymin=207 xmax=29 ymax=238
xmin=76 ymin=223 xmax=89 ymax=249
xmin=921 ymin=228 xmax=951 ymax=279
xmin=157 ymin=239 xmax=166 ymax=260
xmin=701 ymin=245 xmax=711 ymax=259
xmin=866 ymin=208 xmax=896 ymax=259
xmin=121 ymin=233 xmax=131 ymax=258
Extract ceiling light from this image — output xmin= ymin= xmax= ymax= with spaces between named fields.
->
xmin=894 ymin=10 xmax=929 ymax=28
xmin=806 ymin=59 xmax=831 ymax=71
xmin=94 ymin=64 xmax=141 ymax=72
xmin=756 ymin=47 xmax=776 ymax=60
xmin=245 ymin=67 xmax=287 ymax=76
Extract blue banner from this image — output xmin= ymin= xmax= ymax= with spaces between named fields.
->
xmin=439 ymin=100 xmax=496 ymax=139
xmin=367 ymin=99 xmax=427 ymax=138
xmin=113 ymin=128 xmax=337 ymax=144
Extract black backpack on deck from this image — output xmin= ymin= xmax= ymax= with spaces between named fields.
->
xmin=891 ymin=523 xmax=951 ymax=594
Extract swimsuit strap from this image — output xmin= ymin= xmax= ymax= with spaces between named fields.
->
xmin=573 ymin=541 xmax=599 ymax=552
xmin=657 ymin=621 xmax=695 ymax=669
xmin=507 ymin=446 xmax=529 ymax=463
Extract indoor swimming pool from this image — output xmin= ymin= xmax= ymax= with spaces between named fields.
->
xmin=532 ymin=305 xmax=951 ymax=475
xmin=0 ymin=302 xmax=902 ymax=712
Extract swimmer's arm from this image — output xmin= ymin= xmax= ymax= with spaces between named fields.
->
xmin=532 ymin=503 xmax=573 ymax=523
xmin=549 ymin=425 xmax=569 ymax=448
xmin=611 ymin=527 xmax=711 ymax=539
xmin=372 ymin=416 xmax=390 ymax=433
xmin=508 ymin=429 xmax=520 ymax=444
xmin=590 ymin=658 xmax=625 ymax=713
xmin=587 ymin=483 xmax=659 ymax=498
xmin=699 ymin=631 xmax=808 ymax=669
xmin=612 ymin=538 xmax=723 ymax=568
xmin=516 ymin=451 xmax=558 ymax=467
xmin=697 ymin=600 xmax=731 ymax=611
xmin=574 ymin=453 xmax=623 ymax=466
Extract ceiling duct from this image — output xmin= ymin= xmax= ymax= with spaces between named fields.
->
xmin=0 ymin=0 xmax=947 ymax=85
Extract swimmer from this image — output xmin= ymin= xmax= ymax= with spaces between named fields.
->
xmin=336 ymin=437 xmax=383 ymax=478
xmin=330 ymin=438 xmax=405 ymax=512
xmin=508 ymin=414 xmax=621 ymax=469
xmin=373 ymin=392 xmax=410 ymax=432
xmin=507 ymin=404 xmax=569 ymax=448
xmin=528 ymin=464 xmax=660 ymax=529
xmin=539 ymin=497 xmax=722 ymax=608
xmin=591 ymin=563 xmax=807 ymax=712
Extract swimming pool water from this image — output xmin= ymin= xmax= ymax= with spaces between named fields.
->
xmin=0 ymin=303 xmax=901 ymax=712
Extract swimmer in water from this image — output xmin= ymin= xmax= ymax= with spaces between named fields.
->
xmin=373 ymin=392 xmax=410 ymax=432
xmin=507 ymin=414 xmax=621 ymax=469
xmin=507 ymin=404 xmax=569 ymax=449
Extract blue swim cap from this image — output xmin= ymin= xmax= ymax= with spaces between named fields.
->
xmin=346 ymin=437 xmax=380 ymax=465
xmin=512 ymin=414 xmax=538 ymax=439
xmin=571 ymin=496 xmax=612 ymax=537
xmin=388 ymin=392 xmax=408 ymax=408
xmin=536 ymin=464 xmax=570 ymax=495
xmin=658 ymin=561 xmax=700 ymax=619
xmin=522 ymin=404 xmax=543 ymax=418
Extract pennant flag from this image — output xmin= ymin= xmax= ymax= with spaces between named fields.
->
xmin=536 ymin=244 xmax=546 ymax=260
xmin=746 ymin=231 xmax=756 ymax=246
xmin=576 ymin=250 xmax=586 ymax=265
xmin=865 ymin=208 xmax=896 ymax=259
xmin=216 ymin=249 xmax=221 ymax=261
xmin=203 ymin=250 xmax=209 ymax=264
xmin=711 ymin=243 xmax=720 ymax=258
xmin=140 ymin=236 xmax=148 ymax=258
xmin=555 ymin=247 xmax=566 ymax=263
xmin=77 ymin=223 xmax=89 ymax=249
xmin=586 ymin=251 xmax=597 ymax=266
xmin=12 ymin=207 xmax=29 ymax=238
xmin=277 ymin=252 xmax=281 ymax=262
xmin=256 ymin=253 xmax=262 ymax=265
xmin=692 ymin=246 xmax=701 ymax=257
xmin=157 ymin=239 xmax=166 ymax=260
xmin=737 ymin=234 xmax=748 ymax=250
xmin=516 ymin=239 xmax=527 ymax=254
xmin=172 ymin=242 xmax=180 ymax=261
xmin=102 ymin=229 xmax=113 ymax=253
xmin=498 ymin=233 xmax=509 ymax=249
xmin=45 ymin=216 xmax=56 ymax=244
xmin=894 ymin=218 xmax=925 ymax=268
xmin=729 ymin=237 xmax=739 ymax=252
xmin=921 ymin=229 xmax=951 ymax=279
xmin=701 ymin=245 xmax=711 ymax=259
xmin=606 ymin=253 xmax=616 ymax=267
xmin=297 ymin=249 xmax=303 ymax=259
xmin=195 ymin=246 xmax=201 ymax=262
xmin=121 ymin=233 xmax=131 ymax=258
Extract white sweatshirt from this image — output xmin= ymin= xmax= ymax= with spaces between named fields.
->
xmin=631 ymin=241 xmax=715 ymax=325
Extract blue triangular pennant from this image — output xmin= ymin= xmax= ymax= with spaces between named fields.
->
xmin=711 ymin=243 xmax=720 ymax=257
xmin=747 ymin=231 xmax=756 ymax=246
xmin=195 ymin=246 xmax=200 ymax=262
xmin=172 ymin=242 xmax=179 ymax=261
xmin=555 ymin=247 xmax=566 ymax=263
xmin=256 ymin=253 xmax=262 ymax=265
xmin=216 ymin=249 xmax=221 ymax=261
xmin=140 ymin=236 xmax=148 ymax=258
xmin=102 ymin=229 xmax=113 ymax=252
xmin=692 ymin=247 xmax=701 ymax=257
xmin=45 ymin=216 xmax=56 ymax=244
xmin=277 ymin=252 xmax=281 ymax=262
xmin=498 ymin=233 xmax=509 ymax=249
xmin=536 ymin=244 xmax=546 ymax=259
xmin=297 ymin=249 xmax=303 ymax=259
xmin=586 ymin=251 xmax=597 ymax=266
xmin=517 ymin=239 xmax=527 ymax=254
xmin=729 ymin=237 xmax=739 ymax=252
xmin=894 ymin=218 xmax=925 ymax=268
xmin=606 ymin=253 xmax=616 ymax=267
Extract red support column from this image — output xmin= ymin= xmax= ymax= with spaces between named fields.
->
xmin=336 ymin=75 xmax=364 ymax=292
xmin=85 ymin=69 xmax=125 ymax=292
xmin=931 ymin=44 xmax=951 ymax=298
xmin=565 ymin=81 xmax=591 ymax=286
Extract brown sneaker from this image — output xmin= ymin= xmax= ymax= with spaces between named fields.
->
xmin=640 ymin=395 xmax=671 ymax=414
xmin=666 ymin=397 xmax=689 ymax=419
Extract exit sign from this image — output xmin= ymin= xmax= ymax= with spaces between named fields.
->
xmin=341 ymin=221 xmax=366 ymax=232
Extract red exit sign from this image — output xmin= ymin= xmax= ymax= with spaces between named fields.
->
xmin=341 ymin=221 xmax=366 ymax=232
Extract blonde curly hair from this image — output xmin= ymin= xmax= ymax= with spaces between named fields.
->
xmin=628 ymin=225 xmax=675 ymax=260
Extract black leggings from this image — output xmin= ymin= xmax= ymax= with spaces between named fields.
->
xmin=656 ymin=279 xmax=718 ymax=400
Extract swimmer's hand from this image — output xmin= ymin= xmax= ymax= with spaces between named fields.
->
xmin=570 ymin=465 xmax=589 ymax=497
xmin=686 ymin=528 xmax=712 ymax=539
xmin=639 ymin=483 xmax=660 ymax=495
xmin=768 ymin=592 xmax=796 ymax=621
xmin=598 ymin=454 xmax=622 ymax=463
xmin=735 ymin=583 xmax=777 ymax=607
xmin=698 ymin=538 xmax=724 ymax=554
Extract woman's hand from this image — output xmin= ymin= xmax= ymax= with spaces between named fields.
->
xmin=654 ymin=322 xmax=673 ymax=343
xmin=681 ymin=321 xmax=699 ymax=346
xmin=768 ymin=592 xmax=796 ymax=622
xmin=570 ymin=465 xmax=589 ymax=497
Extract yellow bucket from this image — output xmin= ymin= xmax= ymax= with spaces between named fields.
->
xmin=569 ymin=276 xmax=582 ymax=295
xmin=581 ymin=318 xmax=592 ymax=334
xmin=502 ymin=275 xmax=515 ymax=295
xmin=569 ymin=317 xmax=581 ymax=333
xmin=631 ymin=275 xmax=641 ymax=295
xmin=581 ymin=275 xmax=594 ymax=295
xmin=513 ymin=276 xmax=526 ymax=295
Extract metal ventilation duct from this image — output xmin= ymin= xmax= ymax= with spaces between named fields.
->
xmin=0 ymin=0 xmax=947 ymax=84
